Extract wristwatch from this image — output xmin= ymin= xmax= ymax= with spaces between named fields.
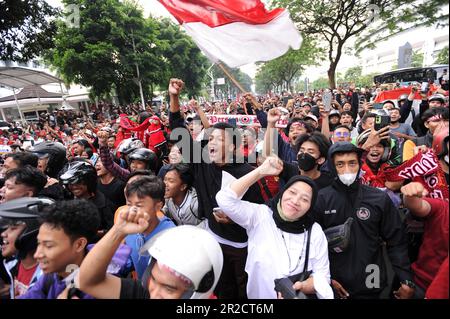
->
xmin=400 ymin=280 xmax=416 ymax=289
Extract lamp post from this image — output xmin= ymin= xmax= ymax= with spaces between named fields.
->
xmin=131 ymin=30 xmax=146 ymax=111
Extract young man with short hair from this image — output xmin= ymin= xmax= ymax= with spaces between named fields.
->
xmin=123 ymin=176 xmax=175 ymax=280
xmin=20 ymin=199 xmax=100 ymax=299
xmin=0 ymin=166 xmax=47 ymax=204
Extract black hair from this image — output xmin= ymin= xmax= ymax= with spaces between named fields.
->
xmin=361 ymin=112 xmax=376 ymax=125
xmin=294 ymin=132 xmax=331 ymax=159
xmin=165 ymin=163 xmax=194 ymax=189
xmin=83 ymin=147 xmax=93 ymax=159
xmin=333 ymin=125 xmax=351 ymax=132
xmin=340 ymin=111 xmax=354 ymax=118
xmin=4 ymin=165 xmax=47 ymax=196
xmin=212 ymin=122 xmax=242 ymax=151
xmin=285 ymin=118 xmax=314 ymax=136
xmin=75 ymin=139 xmax=90 ymax=149
xmin=125 ymin=175 xmax=165 ymax=202
xmin=39 ymin=199 xmax=100 ymax=243
xmin=422 ymin=107 xmax=449 ymax=122
xmin=5 ymin=152 xmax=38 ymax=168
xmin=126 ymin=169 xmax=154 ymax=183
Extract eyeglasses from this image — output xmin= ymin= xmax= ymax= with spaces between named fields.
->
xmin=334 ymin=132 xmax=350 ymax=138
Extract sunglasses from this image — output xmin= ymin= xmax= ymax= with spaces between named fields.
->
xmin=334 ymin=132 xmax=350 ymax=138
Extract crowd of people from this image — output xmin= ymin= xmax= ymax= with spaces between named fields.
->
xmin=0 ymin=76 xmax=448 ymax=300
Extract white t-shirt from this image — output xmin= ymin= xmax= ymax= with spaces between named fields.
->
xmin=216 ymin=186 xmax=334 ymax=299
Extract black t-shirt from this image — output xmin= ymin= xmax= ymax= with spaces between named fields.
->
xmin=120 ymin=278 xmax=150 ymax=299
xmin=280 ymin=162 xmax=334 ymax=190
xmin=97 ymin=177 xmax=126 ymax=208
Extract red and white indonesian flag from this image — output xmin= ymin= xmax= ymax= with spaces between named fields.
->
xmin=158 ymin=0 xmax=302 ymax=68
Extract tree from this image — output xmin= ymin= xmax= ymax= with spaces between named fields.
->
xmin=212 ymin=64 xmax=252 ymax=100
xmin=156 ymin=18 xmax=208 ymax=98
xmin=435 ymin=46 xmax=449 ymax=64
xmin=0 ymin=0 xmax=59 ymax=61
xmin=391 ymin=50 xmax=424 ymax=70
xmin=255 ymin=37 xmax=323 ymax=94
xmin=355 ymin=0 xmax=449 ymax=54
xmin=45 ymin=0 xmax=208 ymax=104
xmin=274 ymin=0 xmax=448 ymax=89
xmin=311 ymin=77 xmax=330 ymax=90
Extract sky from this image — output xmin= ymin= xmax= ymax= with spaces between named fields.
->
xmin=46 ymin=0 xmax=267 ymax=79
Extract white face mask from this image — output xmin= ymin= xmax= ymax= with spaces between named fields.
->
xmin=338 ymin=173 xmax=358 ymax=186
xmin=445 ymin=155 xmax=449 ymax=165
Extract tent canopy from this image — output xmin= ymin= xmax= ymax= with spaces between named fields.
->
xmin=0 ymin=66 xmax=62 ymax=89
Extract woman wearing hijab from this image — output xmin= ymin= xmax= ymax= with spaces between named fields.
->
xmin=216 ymin=156 xmax=333 ymax=299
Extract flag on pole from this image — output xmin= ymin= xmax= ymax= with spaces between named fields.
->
xmin=158 ymin=0 xmax=302 ymax=68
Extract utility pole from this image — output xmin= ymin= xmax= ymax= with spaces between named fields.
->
xmin=207 ymin=63 xmax=215 ymax=100
xmin=131 ymin=30 xmax=146 ymax=111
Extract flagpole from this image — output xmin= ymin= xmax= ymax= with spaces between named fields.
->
xmin=217 ymin=62 xmax=246 ymax=93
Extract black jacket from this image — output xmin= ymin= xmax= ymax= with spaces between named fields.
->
xmin=313 ymin=179 xmax=412 ymax=297
xmin=169 ymin=110 xmax=264 ymax=243
xmin=90 ymin=190 xmax=115 ymax=232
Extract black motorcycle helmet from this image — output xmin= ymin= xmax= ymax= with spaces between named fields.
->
xmin=128 ymin=148 xmax=158 ymax=172
xmin=0 ymin=197 xmax=55 ymax=260
xmin=59 ymin=160 xmax=97 ymax=194
xmin=30 ymin=141 xmax=67 ymax=178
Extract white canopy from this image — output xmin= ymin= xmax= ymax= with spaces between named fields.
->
xmin=0 ymin=66 xmax=62 ymax=89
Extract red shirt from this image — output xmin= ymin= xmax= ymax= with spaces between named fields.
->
xmin=412 ymin=198 xmax=449 ymax=290
xmin=15 ymin=262 xmax=38 ymax=297
xmin=426 ymin=256 xmax=449 ymax=299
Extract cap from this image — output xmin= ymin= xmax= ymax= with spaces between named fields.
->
xmin=305 ymin=114 xmax=318 ymax=123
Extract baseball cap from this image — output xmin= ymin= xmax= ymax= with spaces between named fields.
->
xmin=305 ymin=114 xmax=318 ymax=123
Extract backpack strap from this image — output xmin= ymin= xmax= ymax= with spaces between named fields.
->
xmin=42 ymin=274 xmax=55 ymax=297
xmin=302 ymin=224 xmax=313 ymax=274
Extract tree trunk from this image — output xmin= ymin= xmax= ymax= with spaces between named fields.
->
xmin=328 ymin=63 xmax=337 ymax=89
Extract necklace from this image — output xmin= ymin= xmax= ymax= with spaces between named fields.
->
xmin=280 ymin=229 xmax=308 ymax=274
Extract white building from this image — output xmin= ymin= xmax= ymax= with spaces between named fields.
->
xmin=0 ymin=60 xmax=91 ymax=122
xmin=304 ymin=6 xmax=449 ymax=82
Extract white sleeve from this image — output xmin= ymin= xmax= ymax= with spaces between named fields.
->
xmin=310 ymin=223 xmax=334 ymax=299
xmin=216 ymin=186 xmax=265 ymax=230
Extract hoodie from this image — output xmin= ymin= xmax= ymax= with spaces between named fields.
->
xmin=312 ymin=142 xmax=412 ymax=298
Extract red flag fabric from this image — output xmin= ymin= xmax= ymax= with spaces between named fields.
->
xmin=158 ymin=0 xmax=302 ymax=68
xmin=157 ymin=0 xmax=283 ymax=27
xmin=384 ymin=150 xmax=448 ymax=201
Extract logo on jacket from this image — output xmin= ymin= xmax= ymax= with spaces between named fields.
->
xmin=356 ymin=207 xmax=370 ymax=220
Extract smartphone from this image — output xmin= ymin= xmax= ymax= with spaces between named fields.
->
xmin=420 ymin=82 xmax=430 ymax=93
xmin=372 ymin=103 xmax=384 ymax=109
xmin=323 ymin=91 xmax=332 ymax=112
xmin=213 ymin=207 xmax=224 ymax=217
xmin=374 ymin=114 xmax=391 ymax=131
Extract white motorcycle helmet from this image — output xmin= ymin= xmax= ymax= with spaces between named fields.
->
xmin=139 ymin=225 xmax=223 ymax=299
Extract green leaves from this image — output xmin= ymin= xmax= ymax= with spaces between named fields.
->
xmin=44 ymin=0 xmax=207 ymax=103
xmin=0 ymin=0 xmax=59 ymax=61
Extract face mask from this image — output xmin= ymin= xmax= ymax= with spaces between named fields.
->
xmin=338 ymin=173 xmax=358 ymax=186
xmin=445 ymin=155 xmax=449 ymax=165
xmin=297 ymin=152 xmax=318 ymax=172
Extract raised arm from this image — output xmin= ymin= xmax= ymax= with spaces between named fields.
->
xmin=263 ymin=108 xmax=282 ymax=158
xmin=190 ymin=99 xmax=210 ymax=129
xmin=232 ymin=156 xmax=283 ymax=198
xmin=169 ymin=78 xmax=184 ymax=114
xmin=78 ymin=206 xmax=150 ymax=299
xmin=216 ymin=156 xmax=283 ymax=228
xmin=401 ymin=182 xmax=431 ymax=218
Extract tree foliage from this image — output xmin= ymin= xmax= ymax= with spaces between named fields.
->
xmin=0 ymin=0 xmax=59 ymax=61
xmin=255 ymin=37 xmax=323 ymax=94
xmin=435 ymin=46 xmax=449 ymax=65
xmin=273 ymin=0 xmax=447 ymax=89
xmin=44 ymin=0 xmax=207 ymax=104
xmin=211 ymin=64 xmax=252 ymax=100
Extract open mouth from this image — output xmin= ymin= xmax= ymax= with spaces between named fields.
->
xmin=368 ymin=151 xmax=381 ymax=162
